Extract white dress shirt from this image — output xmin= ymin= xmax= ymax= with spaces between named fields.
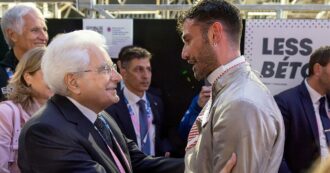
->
xmin=123 ymin=87 xmax=156 ymax=156
xmin=305 ymin=79 xmax=329 ymax=160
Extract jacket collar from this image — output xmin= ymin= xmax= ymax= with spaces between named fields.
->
xmin=0 ymin=49 xmax=18 ymax=70
xmin=212 ymin=62 xmax=251 ymax=101
xmin=50 ymin=94 xmax=86 ymax=124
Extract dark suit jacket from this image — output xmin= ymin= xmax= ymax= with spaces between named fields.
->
xmin=18 ymin=94 xmax=184 ymax=173
xmin=275 ymin=80 xmax=329 ymax=173
xmin=104 ymin=89 xmax=171 ymax=156
xmin=0 ymin=49 xmax=18 ymax=101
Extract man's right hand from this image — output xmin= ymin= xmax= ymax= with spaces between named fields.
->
xmin=220 ymin=153 xmax=237 ymax=173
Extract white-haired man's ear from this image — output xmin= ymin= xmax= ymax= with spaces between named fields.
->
xmin=64 ymin=73 xmax=81 ymax=95
xmin=6 ymin=28 xmax=17 ymax=43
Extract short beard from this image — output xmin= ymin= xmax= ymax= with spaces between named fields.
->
xmin=194 ymin=40 xmax=217 ymax=80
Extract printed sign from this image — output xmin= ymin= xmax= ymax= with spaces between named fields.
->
xmin=245 ymin=19 xmax=330 ymax=95
xmin=83 ymin=19 xmax=133 ymax=58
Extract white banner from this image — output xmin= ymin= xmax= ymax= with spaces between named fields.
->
xmin=245 ymin=19 xmax=330 ymax=95
xmin=83 ymin=19 xmax=133 ymax=58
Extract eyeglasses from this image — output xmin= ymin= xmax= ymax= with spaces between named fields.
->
xmin=79 ymin=63 xmax=117 ymax=77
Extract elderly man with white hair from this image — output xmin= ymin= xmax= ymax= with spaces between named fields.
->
xmin=0 ymin=4 xmax=48 ymax=100
xmin=17 ymin=30 xmax=184 ymax=173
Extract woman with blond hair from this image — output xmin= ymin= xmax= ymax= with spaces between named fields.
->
xmin=0 ymin=47 xmax=53 ymax=173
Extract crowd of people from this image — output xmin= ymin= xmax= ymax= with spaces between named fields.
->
xmin=1 ymin=0 xmax=330 ymax=173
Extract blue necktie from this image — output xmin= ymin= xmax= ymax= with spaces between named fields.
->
xmin=137 ymin=99 xmax=151 ymax=155
xmin=319 ymin=97 xmax=330 ymax=146
xmin=94 ymin=116 xmax=113 ymax=147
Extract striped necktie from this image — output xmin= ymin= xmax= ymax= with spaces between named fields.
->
xmin=95 ymin=116 xmax=127 ymax=173
xmin=319 ymin=97 xmax=330 ymax=146
xmin=137 ymin=99 xmax=151 ymax=155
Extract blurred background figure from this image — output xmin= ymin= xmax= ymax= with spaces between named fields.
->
xmin=105 ymin=46 xmax=172 ymax=156
xmin=178 ymin=85 xmax=211 ymax=142
xmin=275 ymin=46 xmax=330 ymax=173
xmin=0 ymin=4 xmax=48 ymax=101
xmin=0 ymin=47 xmax=52 ymax=173
xmin=115 ymin=45 xmax=134 ymax=91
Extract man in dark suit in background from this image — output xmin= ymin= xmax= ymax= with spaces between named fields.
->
xmin=18 ymin=30 xmax=184 ymax=173
xmin=105 ymin=46 xmax=171 ymax=157
xmin=275 ymin=46 xmax=330 ymax=173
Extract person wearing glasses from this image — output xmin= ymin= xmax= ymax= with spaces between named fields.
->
xmin=105 ymin=46 xmax=172 ymax=157
xmin=18 ymin=30 xmax=184 ymax=173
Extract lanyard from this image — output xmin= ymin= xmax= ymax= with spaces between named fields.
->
xmin=95 ymin=115 xmax=131 ymax=173
xmin=123 ymin=96 xmax=152 ymax=144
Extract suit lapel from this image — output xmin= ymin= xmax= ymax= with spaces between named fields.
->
xmin=50 ymin=95 xmax=120 ymax=172
xmin=299 ymin=82 xmax=320 ymax=147
xmin=147 ymin=93 xmax=160 ymax=125
xmin=117 ymin=90 xmax=138 ymax=142
xmin=147 ymin=93 xmax=163 ymax=155
xmin=100 ymin=111 xmax=132 ymax=173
